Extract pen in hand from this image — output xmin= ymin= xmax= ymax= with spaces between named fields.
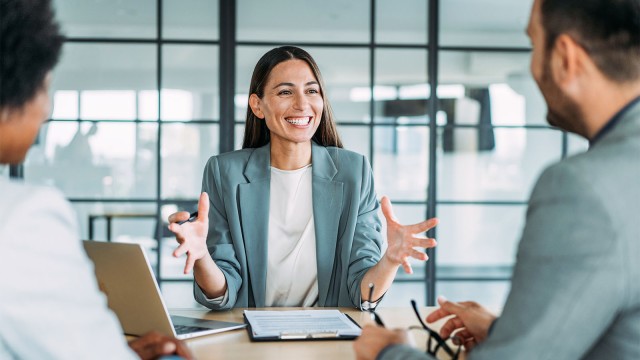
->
xmin=177 ymin=211 xmax=198 ymax=225
xmin=368 ymin=283 xmax=385 ymax=327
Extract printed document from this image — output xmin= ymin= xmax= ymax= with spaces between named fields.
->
xmin=244 ymin=309 xmax=361 ymax=339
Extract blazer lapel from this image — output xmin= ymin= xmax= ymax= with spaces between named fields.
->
xmin=311 ymin=143 xmax=344 ymax=306
xmin=238 ymin=144 xmax=271 ymax=307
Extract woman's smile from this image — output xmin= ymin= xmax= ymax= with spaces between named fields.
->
xmin=249 ymin=59 xmax=324 ymax=147
xmin=285 ymin=116 xmax=313 ymax=127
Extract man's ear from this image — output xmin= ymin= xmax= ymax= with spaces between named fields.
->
xmin=249 ymin=94 xmax=264 ymax=119
xmin=550 ymin=34 xmax=587 ymax=91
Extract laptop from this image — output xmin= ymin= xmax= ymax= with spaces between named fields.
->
xmin=83 ymin=240 xmax=246 ymax=339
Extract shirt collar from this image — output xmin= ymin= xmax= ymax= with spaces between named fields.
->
xmin=590 ymin=96 xmax=640 ymax=146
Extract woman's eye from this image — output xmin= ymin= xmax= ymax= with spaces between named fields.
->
xmin=278 ymin=90 xmax=292 ymax=95
xmin=307 ymin=89 xmax=319 ymax=94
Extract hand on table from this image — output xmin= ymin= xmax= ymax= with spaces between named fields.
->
xmin=426 ymin=296 xmax=497 ymax=351
xmin=381 ymin=196 xmax=438 ymax=274
xmin=168 ymin=192 xmax=210 ymax=274
xmin=353 ymin=325 xmax=413 ymax=360
xmin=128 ymin=331 xmax=193 ymax=360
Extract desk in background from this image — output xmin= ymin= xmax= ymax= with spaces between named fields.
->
xmin=170 ymin=307 xmax=463 ymax=360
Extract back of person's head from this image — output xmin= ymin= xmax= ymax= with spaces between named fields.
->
xmin=0 ymin=0 xmax=64 ymax=115
xmin=540 ymin=0 xmax=640 ymax=83
xmin=242 ymin=46 xmax=343 ymax=149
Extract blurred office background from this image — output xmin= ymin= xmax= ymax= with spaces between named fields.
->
xmin=9 ymin=0 xmax=589 ymax=309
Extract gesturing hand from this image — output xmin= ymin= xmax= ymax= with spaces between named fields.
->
xmin=168 ymin=192 xmax=210 ymax=274
xmin=426 ymin=296 xmax=497 ymax=351
xmin=381 ymin=196 xmax=438 ymax=274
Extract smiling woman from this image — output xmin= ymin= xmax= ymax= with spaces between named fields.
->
xmin=166 ymin=46 xmax=440 ymax=311
xmin=243 ymin=47 xmax=342 ymax=154
xmin=248 ymin=58 xmax=330 ymax=169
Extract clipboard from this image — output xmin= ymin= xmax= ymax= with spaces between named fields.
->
xmin=243 ymin=310 xmax=362 ymax=342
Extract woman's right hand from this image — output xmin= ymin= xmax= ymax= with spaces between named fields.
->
xmin=168 ymin=192 xmax=210 ymax=274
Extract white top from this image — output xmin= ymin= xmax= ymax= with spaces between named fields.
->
xmin=0 ymin=178 xmax=137 ymax=359
xmin=265 ymin=165 xmax=318 ymax=307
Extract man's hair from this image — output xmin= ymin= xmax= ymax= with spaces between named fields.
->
xmin=540 ymin=0 xmax=640 ymax=82
xmin=0 ymin=0 xmax=64 ymax=111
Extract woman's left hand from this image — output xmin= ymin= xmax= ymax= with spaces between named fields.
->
xmin=381 ymin=195 xmax=438 ymax=274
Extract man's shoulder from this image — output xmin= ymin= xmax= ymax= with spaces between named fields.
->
xmin=531 ymin=158 xmax=597 ymax=208
xmin=553 ymin=101 xmax=640 ymax=180
xmin=529 ymin=134 xmax=640 ymax=235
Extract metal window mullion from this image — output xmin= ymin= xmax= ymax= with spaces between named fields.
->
xmin=155 ymin=0 xmax=164 ymax=281
xmin=219 ymin=0 xmax=236 ymax=153
xmin=369 ymin=0 xmax=375 ymax=165
xmin=425 ymin=0 xmax=440 ymax=306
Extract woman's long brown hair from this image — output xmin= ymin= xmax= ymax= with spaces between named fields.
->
xmin=242 ymin=46 xmax=343 ymax=149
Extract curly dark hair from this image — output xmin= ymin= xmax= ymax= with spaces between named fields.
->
xmin=0 ymin=0 xmax=64 ymax=113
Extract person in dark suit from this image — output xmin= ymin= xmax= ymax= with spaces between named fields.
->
xmin=354 ymin=0 xmax=640 ymax=359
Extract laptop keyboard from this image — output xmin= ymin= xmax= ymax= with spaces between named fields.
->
xmin=174 ymin=324 xmax=209 ymax=335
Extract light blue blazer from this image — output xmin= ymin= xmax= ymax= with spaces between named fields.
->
xmin=193 ymin=142 xmax=384 ymax=310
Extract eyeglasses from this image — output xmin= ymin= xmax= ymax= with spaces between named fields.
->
xmin=410 ymin=299 xmax=461 ymax=360
xmin=366 ymin=283 xmax=385 ymax=327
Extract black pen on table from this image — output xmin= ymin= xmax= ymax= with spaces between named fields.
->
xmin=368 ymin=283 xmax=386 ymax=327
xmin=177 ymin=211 xmax=198 ymax=225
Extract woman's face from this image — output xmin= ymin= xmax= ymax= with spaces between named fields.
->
xmin=249 ymin=59 xmax=324 ymax=147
